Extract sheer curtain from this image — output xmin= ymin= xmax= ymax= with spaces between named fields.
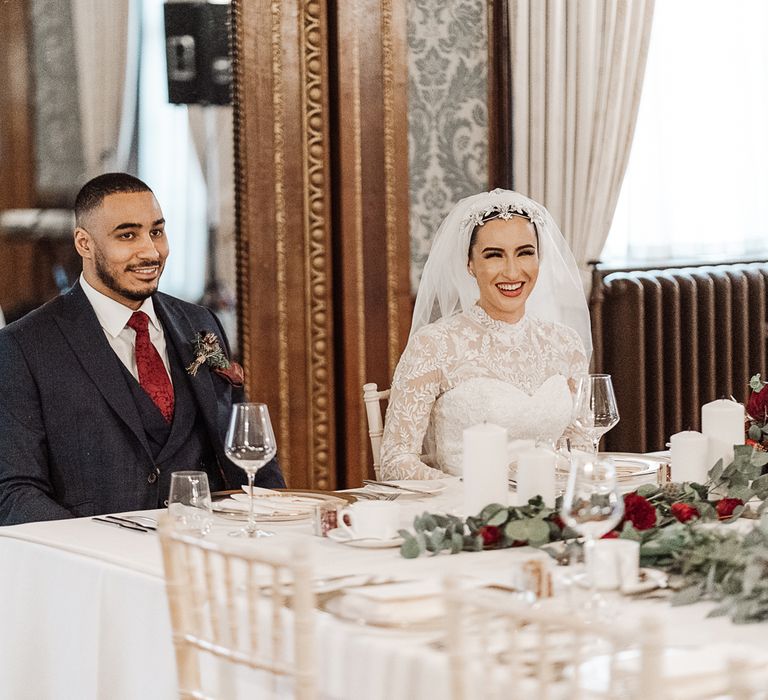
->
xmin=509 ymin=0 xmax=655 ymax=281
xmin=602 ymin=0 xmax=768 ymax=264
xmin=138 ymin=0 xmax=207 ymax=302
xmin=72 ymin=0 xmax=140 ymax=177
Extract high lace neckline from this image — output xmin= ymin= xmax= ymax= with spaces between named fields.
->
xmin=466 ymin=303 xmax=528 ymax=335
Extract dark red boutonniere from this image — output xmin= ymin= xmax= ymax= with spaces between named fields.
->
xmin=186 ymin=331 xmax=244 ymax=387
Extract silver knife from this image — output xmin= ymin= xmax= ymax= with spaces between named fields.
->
xmin=92 ymin=516 xmax=151 ymax=533
xmin=104 ymin=514 xmax=157 ymax=531
xmin=361 ymin=479 xmax=430 ymax=495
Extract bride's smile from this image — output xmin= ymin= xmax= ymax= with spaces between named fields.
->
xmin=468 ymin=216 xmax=540 ymax=324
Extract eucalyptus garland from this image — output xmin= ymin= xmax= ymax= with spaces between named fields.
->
xmin=397 ymin=444 xmax=768 ymax=624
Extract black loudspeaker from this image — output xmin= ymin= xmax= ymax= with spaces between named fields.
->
xmin=164 ymin=1 xmax=232 ymax=105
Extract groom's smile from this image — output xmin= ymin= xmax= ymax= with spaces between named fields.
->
xmin=75 ymin=191 xmax=169 ymax=310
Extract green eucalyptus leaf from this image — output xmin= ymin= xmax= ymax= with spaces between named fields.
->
xmin=751 ymin=450 xmax=768 ymax=467
xmin=749 ymin=424 xmax=764 ymax=441
xmin=487 ymin=508 xmax=510 ymax=527
xmin=421 ymin=514 xmax=438 ymax=531
xmin=708 ymin=458 xmax=724 ymax=483
xmin=671 ymin=585 xmax=703 ymax=607
xmin=479 ymin=503 xmax=507 ymax=522
xmin=526 ymin=519 xmax=551 ymax=546
xmin=735 ymin=444 xmax=754 ymax=459
xmin=400 ymin=536 xmax=423 ymax=559
xmin=636 ymin=483 xmax=659 ymax=498
xmin=504 ymin=520 xmax=529 ymax=542
xmin=726 ymin=486 xmax=753 ymax=503
xmin=451 ymin=532 xmax=463 ymax=554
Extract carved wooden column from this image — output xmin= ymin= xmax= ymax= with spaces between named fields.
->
xmin=232 ymin=0 xmax=336 ymax=489
xmin=231 ymin=0 xmax=410 ymax=489
xmin=332 ymin=0 xmax=411 ymax=487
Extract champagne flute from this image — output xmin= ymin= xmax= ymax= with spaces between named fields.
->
xmin=560 ymin=452 xmax=624 ymax=613
xmin=224 ymin=403 xmax=278 ymax=538
xmin=573 ymin=374 xmax=620 ymax=453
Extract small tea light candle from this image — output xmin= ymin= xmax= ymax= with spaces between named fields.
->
xmin=463 ymin=423 xmax=509 ymax=516
xmin=516 ymin=447 xmax=556 ymax=507
xmin=701 ymin=399 xmax=744 ymax=468
xmin=670 ymin=430 xmax=709 ymax=483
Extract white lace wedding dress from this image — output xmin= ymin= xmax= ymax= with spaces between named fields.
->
xmin=380 ymin=304 xmax=588 ymax=480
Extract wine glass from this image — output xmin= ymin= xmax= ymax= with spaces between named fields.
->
xmin=573 ymin=374 xmax=620 ymax=453
xmin=560 ymin=452 xmax=624 ymax=612
xmin=224 ymin=403 xmax=278 ymax=538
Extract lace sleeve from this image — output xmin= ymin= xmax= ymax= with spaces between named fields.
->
xmin=380 ymin=330 xmax=446 ymax=480
xmin=564 ymin=326 xmax=589 ymax=390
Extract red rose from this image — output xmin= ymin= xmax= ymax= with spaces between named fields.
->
xmin=552 ymin=515 xmax=566 ymax=530
xmin=716 ymin=498 xmax=744 ymax=518
xmin=623 ymin=493 xmax=657 ymax=530
xmin=748 ymin=385 xmax=768 ymax=422
xmin=670 ymin=502 xmax=699 ymax=523
xmin=601 ymin=530 xmax=620 ymax=539
xmin=479 ymin=525 xmax=501 ymax=546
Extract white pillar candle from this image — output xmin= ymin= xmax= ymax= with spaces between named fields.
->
xmin=463 ymin=423 xmax=509 ymax=515
xmin=670 ymin=430 xmax=710 ymax=483
xmin=701 ymin=399 xmax=744 ymax=469
xmin=516 ymin=447 xmax=556 ymax=507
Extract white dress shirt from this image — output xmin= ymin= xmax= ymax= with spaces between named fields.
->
xmin=80 ymin=273 xmax=173 ymax=384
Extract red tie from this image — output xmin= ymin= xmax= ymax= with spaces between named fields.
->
xmin=127 ymin=311 xmax=175 ymax=423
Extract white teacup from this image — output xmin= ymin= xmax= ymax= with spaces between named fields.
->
xmin=589 ymin=539 xmax=640 ymax=590
xmin=339 ymin=501 xmax=400 ymax=540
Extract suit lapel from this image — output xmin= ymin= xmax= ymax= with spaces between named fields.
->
xmin=53 ymin=283 xmax=152 ymax=458
xmin=153 ymin=295 xmax=222 ymax=443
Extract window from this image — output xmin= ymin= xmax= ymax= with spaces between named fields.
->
xmin=601 ymin=0 xmax=768 ymax=265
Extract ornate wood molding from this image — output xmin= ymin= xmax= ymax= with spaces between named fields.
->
xmin=232 ymin=0 xmax=408 ymax=489
xmin=300 ymin=0 xmax=334 ymax=488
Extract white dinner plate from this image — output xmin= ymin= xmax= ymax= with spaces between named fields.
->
xmin=327 ymin=528 xmax=404 ymax=549
xmin=211 ymin=490 xmax=346 ymax=522
xmin=361 ymin=479 xmax=448 ymax=497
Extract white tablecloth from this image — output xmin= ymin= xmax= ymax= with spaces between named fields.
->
xmin=1 ymin=479 xmax=766 ymax=700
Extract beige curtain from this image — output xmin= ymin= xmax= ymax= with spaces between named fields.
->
xmin=188 ymin=105 xmax=238 ymax=346
xmin=72 ymin=0 xmax=139 ymax=177
xmin=509 ymin=0 xmax=655 ymax=275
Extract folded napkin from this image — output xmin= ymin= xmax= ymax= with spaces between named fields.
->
xmin=335 ymin=579 xmax=445 ymax=625
xmin=230 ymin=493 xmax=318 ymax=513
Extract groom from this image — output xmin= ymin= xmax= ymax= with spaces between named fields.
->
xmin=0 ymin=173 xmax=284 ymax=526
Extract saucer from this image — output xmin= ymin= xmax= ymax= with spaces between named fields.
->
xmin=327 ymin=528 xmax=404 ymax=549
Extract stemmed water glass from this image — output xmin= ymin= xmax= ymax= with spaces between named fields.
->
xmin=573 ymin=374 xmax=620 ymax=454
xmin=224 ymin=403 xmax=278 ymax=538
xmin=560 ymin=452 xmax=624 ymax=613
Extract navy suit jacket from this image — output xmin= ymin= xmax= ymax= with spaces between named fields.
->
xmin=0 ymin=283 xmax=285 ymax=525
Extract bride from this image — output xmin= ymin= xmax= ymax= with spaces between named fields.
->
xmin=380 ymin=189 xmax=591 ymax=480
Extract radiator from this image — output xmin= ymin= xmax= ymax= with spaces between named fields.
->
xmin=590 ymin=262 xmax=768 ymax=453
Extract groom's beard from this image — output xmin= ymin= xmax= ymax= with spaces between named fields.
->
xmin=94 ymin=248 xmax=164 ymax=303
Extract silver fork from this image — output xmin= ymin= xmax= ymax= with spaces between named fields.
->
xmin=354 ymin=491 xmax=400 ymax=501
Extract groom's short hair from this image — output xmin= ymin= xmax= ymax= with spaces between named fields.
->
xmin=75 ymin=173 xmax=153 ymax=228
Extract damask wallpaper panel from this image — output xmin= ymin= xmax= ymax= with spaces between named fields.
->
xmin=29 ymin=0 xmax=84 ymax=206
xmin=408 ymin=0 xmax=489 ymax=293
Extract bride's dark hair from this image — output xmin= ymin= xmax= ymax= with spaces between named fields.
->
xmin=467 ymin=212 xmax=539 ymax=259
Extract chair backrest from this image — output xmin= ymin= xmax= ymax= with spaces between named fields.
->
xmin=159 ymin=519 xmax=316 ymax=700
xmin=363 ymin=382 xmax=390 ymax=480
xmin=444 ymin=577 xmax=664 ymax=700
